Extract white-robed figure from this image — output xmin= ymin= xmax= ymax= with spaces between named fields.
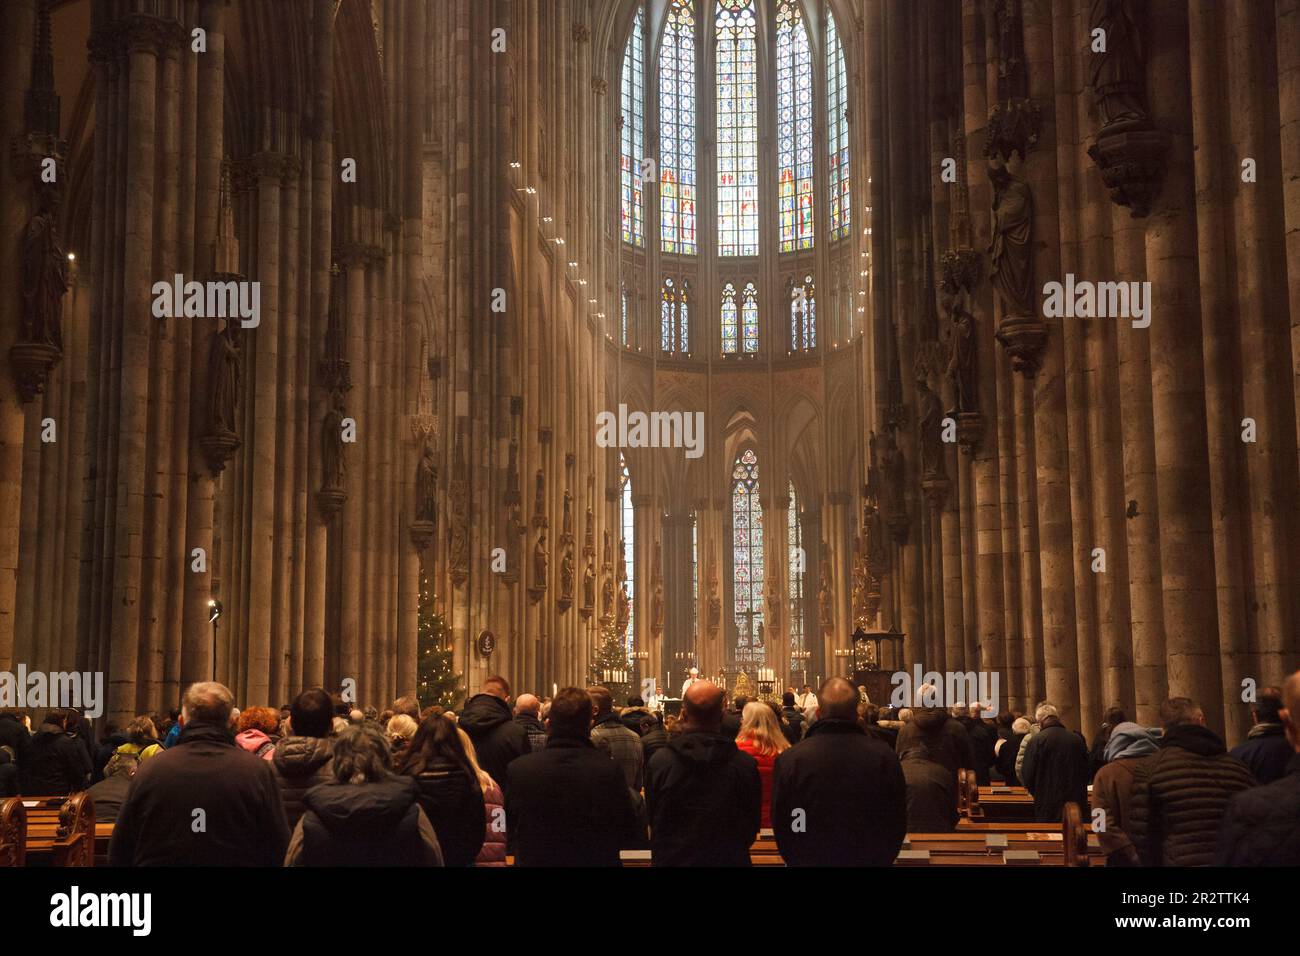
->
xmin=680 ymin=667 xmax=702 ymax=698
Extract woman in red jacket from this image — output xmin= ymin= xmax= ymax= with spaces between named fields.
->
xmin=459 ymin=728 xmax=508 ymax=866
xmin=735 ymin=701 xmax=790 ymax=829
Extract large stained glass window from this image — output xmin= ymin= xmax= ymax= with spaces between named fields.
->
xmin=790 ymin=273 xmax=815 ymax=350
xmin=776 ymin=0 xmax=814 ymax=252
xmin=660 ymin=0 xmax=697 ymax=254
xmin=620 ymin=454 xmax=635 ymax=654
xmin=741 ymin=281 xmax=759 ymax=352
xmin=787 ymin=481 xmax=804 ymax=655
xmin=732 ymin=449 xmax=764 ymax=666
xmin=661 ymin=277 xmax=690 ymax=353
xmin=716 ymin=0 xmax=759 ymax=256
xmin=826 ymin=9 xmax=851 ymax=241
xmin=620 ymin=8 xmax=645 ymax=246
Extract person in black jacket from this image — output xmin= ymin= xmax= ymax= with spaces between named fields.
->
xmin=109 ymin=682 xmax=290 ymax=867
xmin=0 ymin=744 xmax=17 ymax=796
xmin=505 ymin=687 xmax=640 ymax=866
xmin=458 ymin=676 xmax=530 ymax=797
xmin=19 ymin=709 xmax=90 ymax=796
xmin=901 ymin=743 xmax=958 ymax=832
xmin=395 ymin=711 xmax=486 ymax=866
xmin=0 ymin=709 xmax=32 ymax=770
xmin=1229 ymin=686 xmax=1291 ymax=785
xmin=720 ymin=695 xmax=747 ymax=740
xmin=773 ymin=678 xmax=907 ymax=866
xmin=1019 ymin=702 xmax=1090 ymax=823
xmin=957 ymin=703 xmax=998 ymax=785
xmin=85 ymin=752 xmax=136 ymax=824
xmin=645 ymin=681 xmax=760 ymax=867
xmin=271 ymin=688 xmax=336 ymax=829
xmin=1219 ymin=672 xmax=1300 ymax=866
xmin=287 ymin=723 xmax=443 ymax=866
xmin=1087 ymin=705 xmax=1127 ymax=779
xmin=780 ymin=692 xmax=806 ymax=745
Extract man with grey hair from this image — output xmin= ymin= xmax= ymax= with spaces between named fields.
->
xmin=1219 ymin=671 xmax=1300 ymax=865
xmin=109 ymin=682 xmax=290 ymax=866
xmin=1019 ymin=700 xmax=1089 ymax=823
xmin=1128 ymin=697 xmax=1254 ymax=866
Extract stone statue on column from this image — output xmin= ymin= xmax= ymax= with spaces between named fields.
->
xmin=533 ymin=530 xmax=549 ymax=591
xmin=1089 ymin=0 xmax=1149 ymax=129
xmin=321 ymin=389 xmax=347 ymax=491
xmin=617 ymin=582 xmax=631 ymax=639
xmin=582 ymin=556 xmax=596 ymax=616
xmin=818 ymin=566 xmax=834 ymax=638
xmin=987 ymin=148 xmax=1034 ymax=320
xmin=208 ymin=320 xmax=242 ymax=437
xmin=21 ymin=187 xmax=67 ymax=351
xmin=558 ymin=544 xmax=574 ymax=611
xmin=916 ymin=366 xmax=947 ymax=481
xmin=416 ymin=441 xmax=438 ymax=523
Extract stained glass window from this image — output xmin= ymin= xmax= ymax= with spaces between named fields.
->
xmin=742 ymin=281 xmax=759 ymax=352
xmin=620 ymin=8 xmax=646 ymax=246
xmin=787 ymin=481 xmax=804 ymax=655
xmin=620 ymin=454 xmax=635 ymax=654
xmin=721 ymin=282 xmax=738 ymax=353
xmin=661 ymin=278 xmax=690 ymax=353
xmin=732 ymin=449 xmax=764 ymax=666
xmin=661 ymin=0 xmax=697 ymax=254
xmin=716 ymin=0 xmax=759 ymax=256
xmin=791 ymin=274 xmax=815 ymax=350
xmin=827 ymin=9 xmax=851 ymax=241
xmin=776 ymin=0 xmax=814 ymax=252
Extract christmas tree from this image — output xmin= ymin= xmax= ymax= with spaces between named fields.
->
xmin=588 ymin=618 xmax=633 ymax=705
xmin=417 ymin=563 xmax=462 ymax=709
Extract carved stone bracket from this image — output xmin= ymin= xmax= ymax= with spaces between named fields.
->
xmin=317 ymin=487 xmax=346 ymax=523
xmin=995 ymin=315 xmax=1048 ymax=377
xmin=956 ymin=412 xmax=985 ymax=456
xmin=8 ymin=341 xmax=61 ymax=403
xmin=409 ymin=519 xmax=436 ymax=552
xmin=921 ymin=475 xmax=951 ymax=512
xmin=1087 ymin=127 xmax=1169 ymax=219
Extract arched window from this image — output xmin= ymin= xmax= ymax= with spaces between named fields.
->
xmin=790 ymin=273 xmax=815 ymax=350
xmin=720 ymin=281 xmax=738 ymax=353
xmin=776 ymin=0 xmax=814 ymax=252
xmin=826 ymin=9 xmax=851 ymax=241
xmin=620 ymin=454 xmax=635 ymax=653
xmin=660 ymin=0 xmax=697 ymax=255
xmin=741 ymin=281 xmax=759 ymax=352
xmin=715 ymin=0 xmax=759 ymax=256
xmin=661 ymin=277 xmax=690 ymax=353
xmin=620 ymin=7 xmax=646 ymax=246
xmin=787 ymin=480 xmax=805 ymax=655
xmin=731 ymin=449 xmax=765 ymax=666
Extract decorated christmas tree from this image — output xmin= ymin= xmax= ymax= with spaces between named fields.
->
xmin=417 ymin=563 xmax=462 ymax=709
xmin=588 ymin=618 xmax=633 ymax=705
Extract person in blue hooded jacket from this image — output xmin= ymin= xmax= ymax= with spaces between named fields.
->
xmin=1089 ymin=721 xmax=1159 ymax=866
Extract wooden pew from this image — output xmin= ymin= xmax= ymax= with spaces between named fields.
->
xmin=0 ymin=797 xmax=25 ymax=867
xmin=22 ymin=792 xmax=98 ymax=866
xmin=901 ymin=801 xmax=1100 ymax=866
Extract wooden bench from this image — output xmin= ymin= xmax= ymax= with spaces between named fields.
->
xmin=0 ymin=797 xmax=26 ymax=866
xmin=957 ymin=771 xmax=1037 ymax=822
xmin=15 ymin=793 xmax=100 ymax=866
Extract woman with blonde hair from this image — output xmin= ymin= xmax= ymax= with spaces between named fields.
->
xmin=386 ymin=714 xmax=418 ymax=755
xmin=457 ymin=726 xmax=507 ymax=865
xmin=735 ymin=700 xmax=790 ymax=828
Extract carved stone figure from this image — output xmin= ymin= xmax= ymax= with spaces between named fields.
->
xmin=562 ymin=489 xmax=573 ymax=537
xmin=534 ymin=530 xmax=549 ymax=589
xmin=818 ymin=572 xmax=834 ymax=635
xmin=533 ymin=469 xmax=545 ymax=521
xmin=652 ymin=579 xmax=665 ymax=633
xmin=1089 ymin=0 xmax=1149 ymax=129
xmin=21 ymin=191 xmax=68 ymax=350
xmin=322 ymin=390 xmax=347 ymax=490
xmin=988 ymin=150 xmax=1034 ymax=318
xmin=617 ymin=582 xmax=630 ymax=636
xmin=449 ymin=480 xmax=469 ymax=576
xmin=602 ymin=572 xmax=616 ymax=620
xmin=583 ymin=557 xmax=596 ymax=609
xmin=416 ymin=441 xmax=438 ymax=523
xmin=944 ymin=287 xmax=978 ymax=414
xmin=560 ymin=546 xmax=575 ymax=600
xmin=916 ymin=375 xmax=946 ymax=479
xmin=208 ymin=321 xmax=241 ymax=436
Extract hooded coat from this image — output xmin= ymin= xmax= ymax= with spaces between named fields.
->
xmin=19 ymin=721 xmax=90 ymax=796
xmin=458 ymin=694 xmax=530 ymax=798
xmin=1128 ymin=723 xmax=1255 ymax=866
xmin=895 ymin=708 xmax=974 ymax=786
xmin=645 ymin=730 xmax=761 ymax=867
xmin=289 ymin=774 xmax=443 ymax=867
xmin=1089 ymin=722 xmax=1159 ymax=865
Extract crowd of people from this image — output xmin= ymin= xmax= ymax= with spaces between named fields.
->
xmin=1 ymin=669 xmax=1297 ymax=866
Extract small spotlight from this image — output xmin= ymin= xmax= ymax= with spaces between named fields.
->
xmin=67 ymin=252 xmax=76 ymax=262
xmin=208 ymin=598 xmax=223 ymax=623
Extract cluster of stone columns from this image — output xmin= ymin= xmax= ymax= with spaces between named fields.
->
xmin=864 ymin=0 xmax=1299 ymax=740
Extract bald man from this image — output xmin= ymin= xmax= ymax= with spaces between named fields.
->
xmin=513 ymin=694 xmax=547 ymax=753
xmin=771 ymin=677 xmax=907 ymax=866
xmin=644 ymin=680 xmax=761 ymax=866
xmin=1218 ymin=672 xmax=1300 ymax=865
